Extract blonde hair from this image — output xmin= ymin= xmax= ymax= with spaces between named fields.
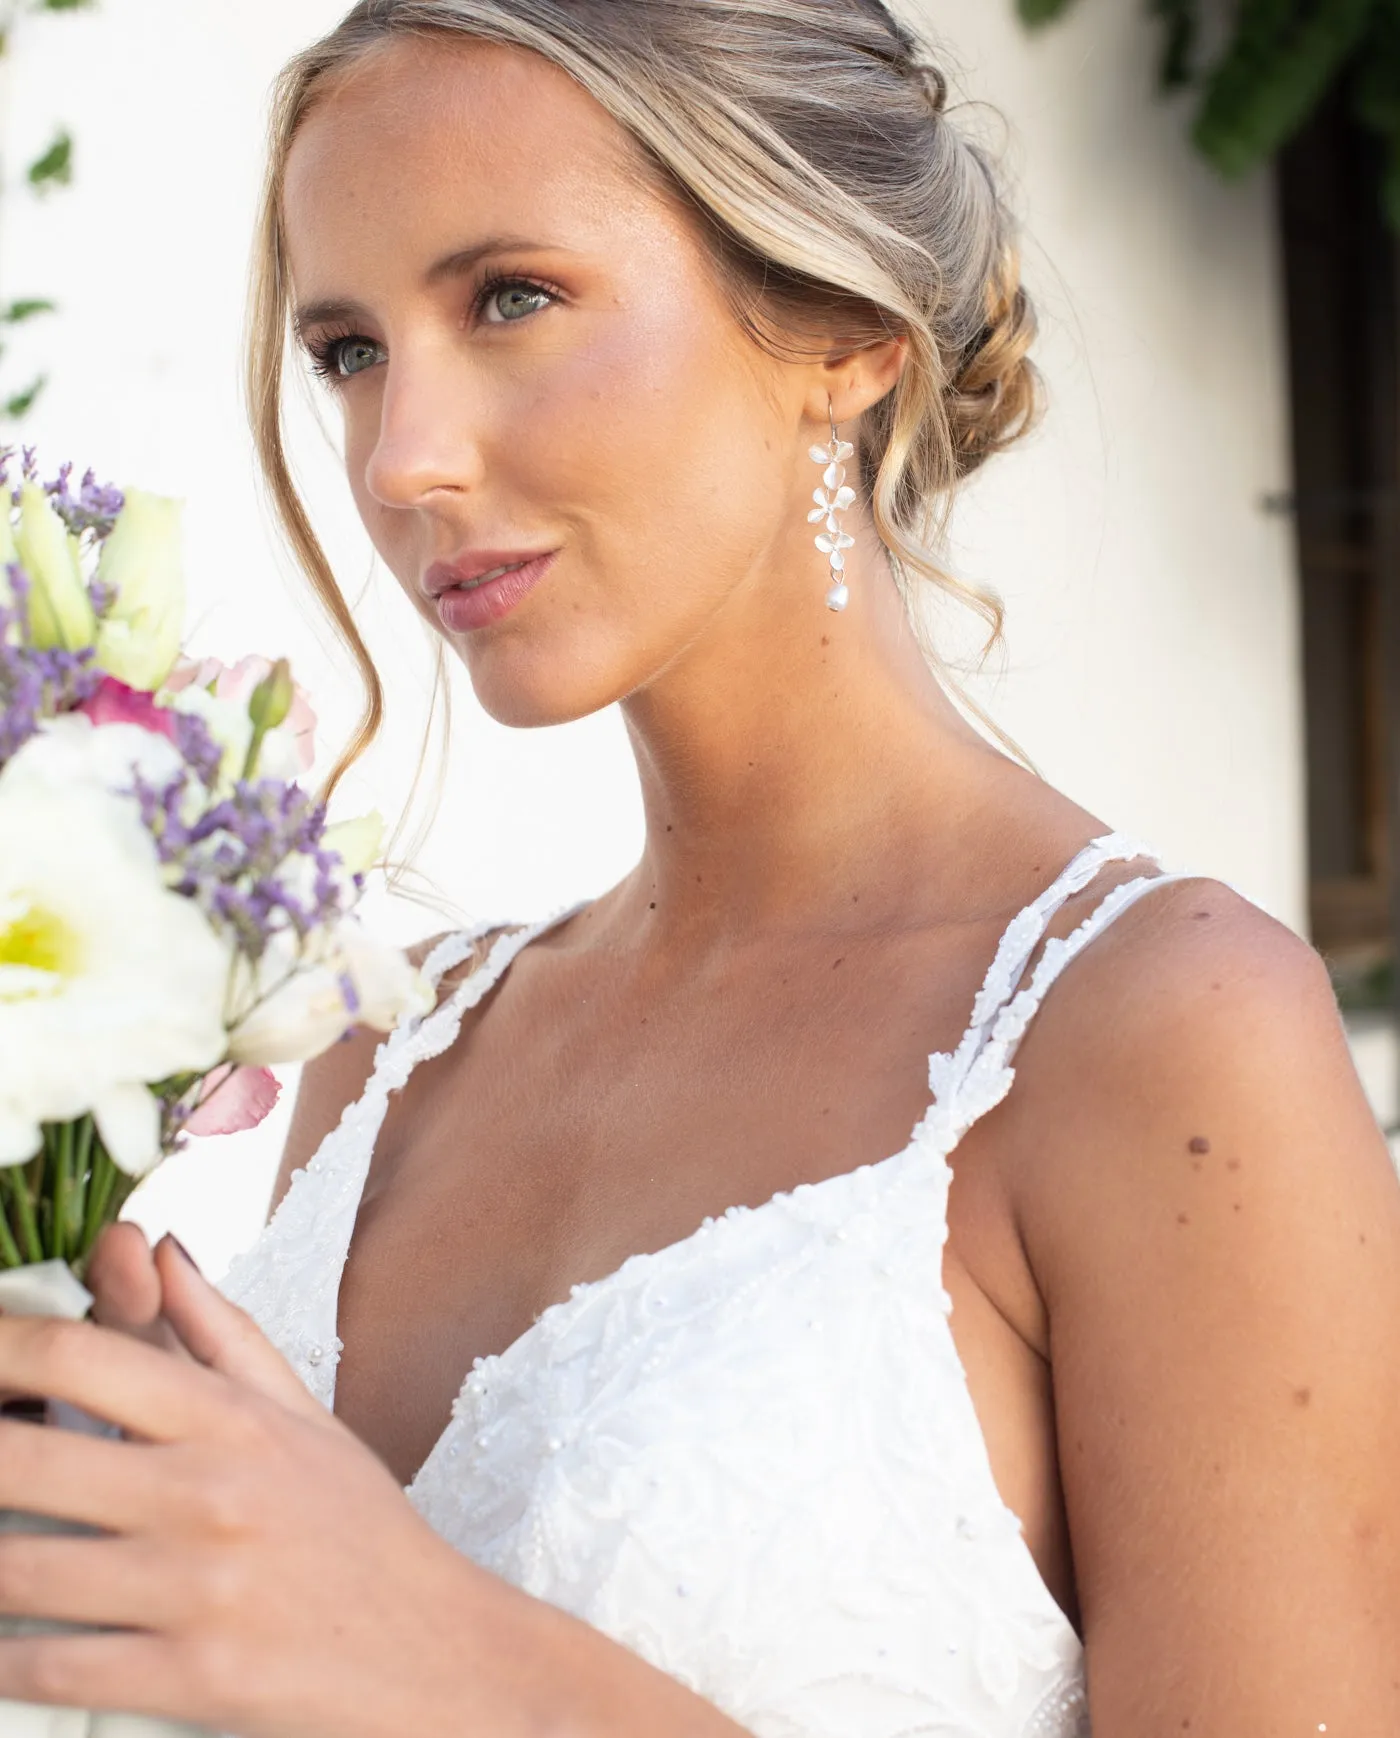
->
xmin=248 ymin=0 xmax=1040 ymax=793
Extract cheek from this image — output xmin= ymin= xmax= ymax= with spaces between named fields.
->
xmin=534 ymin=296 xmax=790 ymax=595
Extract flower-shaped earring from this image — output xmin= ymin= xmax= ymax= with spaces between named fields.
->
xmin=808 ymin=402 xmax=856 ymax=613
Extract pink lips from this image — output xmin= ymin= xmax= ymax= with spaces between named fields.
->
xmin=424 ymin=549 xmax=560 ymax=633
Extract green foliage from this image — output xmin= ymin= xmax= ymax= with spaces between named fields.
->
xmin=1194 ymin=0 xmax=1375 ymax=176
xmin=1018 ymin=0 xmax=1400 ymax=226
xmin=26 ymin=126 xmax=72 ymax=192
xmin=0 ymin=1 xmax=97 ymax=418
xmin=4 ymin=375 xmax=47 ymax=418
xmin=2 ymin=297 xmax=55 ymax=323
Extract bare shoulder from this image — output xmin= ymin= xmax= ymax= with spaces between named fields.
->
xmin=267 ymin=923 xmax=510 ymax=1215
xmin=1002 ymin=874 xmax=1392 ymax=1236
xmin=1002 ymin=871 xmax=1400 ymax=1315
xmin=995 ymin=875 xmax=1400 ymax=1731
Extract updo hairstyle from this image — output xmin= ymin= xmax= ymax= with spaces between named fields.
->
xmin=248 ymin=0 xmax=1041 ymax=786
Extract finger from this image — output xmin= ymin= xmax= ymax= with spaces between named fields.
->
xmin=0 ymin=1419 xmax=155 ymax=1533
xmin=0 ymin=1628 xmax=188 ymax=1722
xmin=87 ymin=1223 xmax=163 ymax=1335
xmin=0 ymin=1532 xmax=180 ymax=1632
xmin=0 ymin=1317 xmax=230 ymax=1444
xmin=154 ymin=1236 xmax=325 ymax=1420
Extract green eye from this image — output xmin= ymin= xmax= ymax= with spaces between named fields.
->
xmin=484 ymin=280 xmax=554 ymax=323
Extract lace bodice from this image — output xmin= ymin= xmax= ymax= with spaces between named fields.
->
xmin=223 ymin=834 xmax=1189 ymax=1738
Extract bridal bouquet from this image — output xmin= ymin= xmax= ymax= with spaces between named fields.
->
xmin=0 ymin=447 xmax=431 ymax=1319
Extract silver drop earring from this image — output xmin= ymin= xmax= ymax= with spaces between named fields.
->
xmin=808 ymin=401 xmax=856 ymax=613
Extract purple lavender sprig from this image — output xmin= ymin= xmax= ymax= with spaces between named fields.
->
xmin=0 ymin=446 xmax=125 ymax=539
xmin=131 ymin=769 xmax=352 ymax=964
xmin=44 ymin=461 xmax=125 ymax=541
xmin=0 ymin=571 xmax=101 ymax=772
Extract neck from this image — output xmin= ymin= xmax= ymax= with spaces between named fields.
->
xmin=615 ymin=528 xmax=1020 ymax=939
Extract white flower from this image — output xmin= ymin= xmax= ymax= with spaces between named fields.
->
xmin=93 ymin=489 xmax=185 ymax=690
xmin=0 ymin=728 xmax=230 ymax=1175
xmin=8 ymin=712 xmax=184 ymax=796
xmin=338 ymin=920 xmax=433 ymax=1029
xmin=226 ymin=918 xmax=432 ymax=1067
xmin=14 ymin=482 xmax=95 ymax=652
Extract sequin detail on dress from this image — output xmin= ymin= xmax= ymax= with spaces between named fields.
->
xmin=224 ymin=835 xmax=1189 ymax=1738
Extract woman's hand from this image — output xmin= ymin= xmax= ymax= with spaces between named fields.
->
xmin=0 ymin=1234 xmax=749 ymax=1738
xmin=0 ymin=1235 xmax=503 ymax=1737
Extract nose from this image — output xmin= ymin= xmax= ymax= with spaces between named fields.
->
xmin=361 ymin=350 xmax=484 ymax=512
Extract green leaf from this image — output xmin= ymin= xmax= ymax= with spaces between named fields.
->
xmin=1 ymin=297 xmax=56 ymax=324
xmin=1192 ymin=0 xmax=1379 ymax=179
xmin=33 ymin=0 xmax=98 ymax=11
xmin=3 ymin=374 xmax=48 ymax=418
xmin=26 ymin=127 xmax=73 ymax=191
xmin=1017 ymin=0 xmax=1080 ymax=25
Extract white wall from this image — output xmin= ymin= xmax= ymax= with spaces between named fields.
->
xmin=920 ymin=1 xmax=1302 ymax=920
xmin=0 ymin=0 xmax=1303 ymax=1273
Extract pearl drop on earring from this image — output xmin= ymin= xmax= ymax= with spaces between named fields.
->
xmin=808 ymin=405 xmax=856 ymax=613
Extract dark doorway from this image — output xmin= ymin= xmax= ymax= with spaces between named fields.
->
xmin=1278 ymin=90 xmax=1399 ymax=1042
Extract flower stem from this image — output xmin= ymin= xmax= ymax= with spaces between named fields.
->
xmin=68 ymin=1116 xmax=93 ymax=1253
xmin=74 ymin=1135 xmax=138 ymax=1275
xmin=50 ymin=1118 xmax=74 ymax=1263
xmin=0 ymin=1165 xmax=43 ymax=1265
xmin=0 ymin=1197 xmax=23 ymax=1269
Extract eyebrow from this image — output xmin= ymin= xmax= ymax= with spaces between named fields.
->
xmin=291 ymin=233 xmax=558 ymax=337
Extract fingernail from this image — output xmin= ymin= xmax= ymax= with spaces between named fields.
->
xmin=164 ymin=1234 xmax=202 ymax=1274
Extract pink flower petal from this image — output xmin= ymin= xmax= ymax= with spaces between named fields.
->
xmin=79 ymin=677 xmax=177 ymax=741
xmin=183 ymin=1065 xmax=281 ymax=1137
xmin=164 ymin=655 xmax=225 ymax=696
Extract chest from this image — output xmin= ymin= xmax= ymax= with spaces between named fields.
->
xmin=331 ymin=929 xmax=1003 ymax=1480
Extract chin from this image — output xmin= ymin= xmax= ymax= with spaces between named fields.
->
xmin=456 ymin=636 xmax=635 ymax=730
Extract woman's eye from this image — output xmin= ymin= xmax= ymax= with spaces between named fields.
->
xmin=333 ymin=337 xmax=385 ymax=377
xmin=482 ymin=280 xmax=554 ymax=324
xmin=308 ymin=334 xmax=384 ymax=383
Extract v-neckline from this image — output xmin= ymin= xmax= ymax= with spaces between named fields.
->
xmin=319 ymin=833 xmax=1147 ymax=1493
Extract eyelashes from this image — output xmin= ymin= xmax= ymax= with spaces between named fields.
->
xmin=304 ymin=328 xmax=381 ymax=384
xmin=303 ymin=271 xmax=562 ymax=385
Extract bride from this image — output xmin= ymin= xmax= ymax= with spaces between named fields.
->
xmin=0 ymin=1 xmax=1396 ymax=1733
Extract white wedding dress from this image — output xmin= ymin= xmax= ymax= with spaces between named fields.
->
xmin=223 ymin=833 xmax=1191 ymax=1738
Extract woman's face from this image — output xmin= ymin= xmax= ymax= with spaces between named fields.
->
xmin=283 ymin=38 xmax=840 ymax=727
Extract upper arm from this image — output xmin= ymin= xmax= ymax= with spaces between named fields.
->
xmin=1010 ymin=882 xmax=1400 ymax=1735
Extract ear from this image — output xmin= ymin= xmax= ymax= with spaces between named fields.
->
xmin=808 ymin=333 xmax=910 ymax=429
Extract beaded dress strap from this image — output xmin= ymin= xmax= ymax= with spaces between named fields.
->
xmin=956 ymin=835 xmax=1155 ymax=1050
xmin=377 ymin=907 xmax=587 ymax=1097
xmin=927 ymin=850 xmax=1196 ymax=1144
xmin=982 ymin=867 xmax=1195 ymax=1067
xmin=219 ymin=905 xmax=584 ymax=1405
